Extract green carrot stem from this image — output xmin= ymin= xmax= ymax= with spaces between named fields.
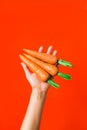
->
xmin=58 ymin=59 xmax=73 ymax=68
xmin=57 ymin=72 xmax=72 ymax=80
xmin=47 ymin=79 xmax=60 ymax=88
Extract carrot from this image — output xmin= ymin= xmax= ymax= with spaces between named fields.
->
xmin=23 ymin=53 xmax=58 ymax=76
xmin=23 ymin=48 xmax=73 ymax=67
xmin=23 ymin=48 xmax=57 ymax=64
xmin=19 ymin=54 xmax=50 ymax=82
xmin=19 ymin=54 xmax=59 ymax=88
xmin=21 ymin=53 xmax=72 ymax=80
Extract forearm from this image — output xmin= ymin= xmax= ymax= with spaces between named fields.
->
xmin=20 ymin=89 xmax=46 ymax=130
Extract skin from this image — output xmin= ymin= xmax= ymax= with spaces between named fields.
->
xmin=20 ymin=45 xmax=58 ymax=130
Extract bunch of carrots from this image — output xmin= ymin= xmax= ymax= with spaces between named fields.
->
xmin=19 ymin=49 xmax=73 ymax=88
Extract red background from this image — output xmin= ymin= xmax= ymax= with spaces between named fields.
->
xmin=0 ymin=0 xmax=87 ymax=130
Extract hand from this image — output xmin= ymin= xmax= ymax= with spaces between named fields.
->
xmin=21 ymin=45 xmax=58 ymax=94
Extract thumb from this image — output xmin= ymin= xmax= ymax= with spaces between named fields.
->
xmin=21 ymin=62 xmax=31 ymax=79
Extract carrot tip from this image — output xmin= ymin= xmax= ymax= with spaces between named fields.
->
xmin=19 ymin=54 xmax=21 ymax=57
xmin=23 ymin=48 xmax=26 ymax=51
xmin=23 ymin=53 xmax=27 ymax=56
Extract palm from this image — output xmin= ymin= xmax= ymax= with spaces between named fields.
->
xmin=21 ymin=46 xmax=58 ymax=93
xmin=28 ymin=73 xmax=50 ymax=93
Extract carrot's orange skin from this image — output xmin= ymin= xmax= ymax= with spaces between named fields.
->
xmin=19 ymin=54 xmax=50 ymax=82
xmin=23 ymin=49 xmax=57 ymax=64
xmin=23 ymin=53 xmax=58 ymax=76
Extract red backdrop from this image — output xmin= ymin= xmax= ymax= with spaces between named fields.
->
xmin=0 ymin=0 xmax=87 ymax=130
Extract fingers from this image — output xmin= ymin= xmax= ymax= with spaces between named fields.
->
xmin=47 ymin=46 xmax=59 ymax=68
xmin=21 ymin=62 xmax=31 ymax=78
xmin=38 ymin=46 xmax=44 ymax=52
xmin=38 ymin=45 xmax=58 ymax=56
xmin=47 ymin=45 xmax=58 ymax=56
xmin=47 ymin=45 xmax=53 ymax=54
xmin=53 ymin=50 xmax=58 ymax=56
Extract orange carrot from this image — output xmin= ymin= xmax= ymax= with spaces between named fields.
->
xmin=19 ymin=54 xmax=50 ymax=82
xmin=23 ymin=49 xmax=57 ymax=64
xmin=23 ymin=53 xmax=58 ymax=76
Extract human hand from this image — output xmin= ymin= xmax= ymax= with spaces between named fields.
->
xmin=21 ymin=45 xmax=58 ymax=94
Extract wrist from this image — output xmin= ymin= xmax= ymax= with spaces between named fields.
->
xmin=31 ymin=88 xmax=46 ymax=100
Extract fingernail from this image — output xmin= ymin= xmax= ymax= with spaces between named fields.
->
xmin=49 ymin=45 xmax=53 ymax=48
